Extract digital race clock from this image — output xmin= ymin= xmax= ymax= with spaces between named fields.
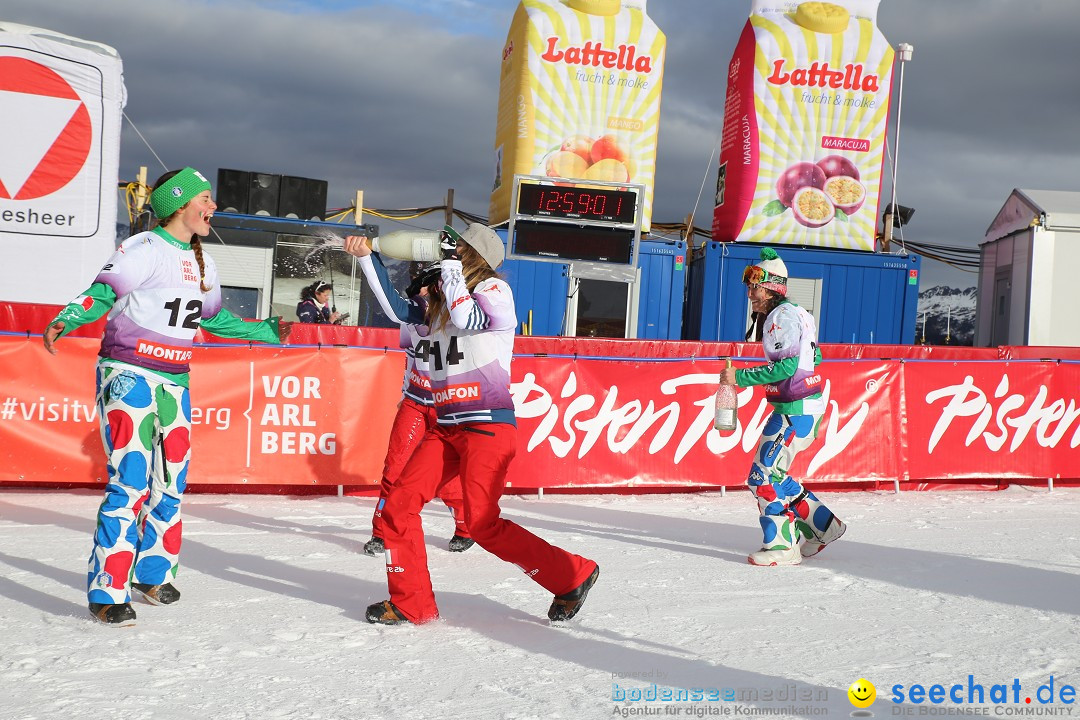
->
xmin=508 ymin=175 xmax=644 ymax=270
xmin=515 ymin=182 xmax=639 ymax=225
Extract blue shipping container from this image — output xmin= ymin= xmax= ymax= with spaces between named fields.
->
xmin=497 ymin=229 xmax=686 ymax=339
xmin=684 ymin=242 xmax=921 ymax=344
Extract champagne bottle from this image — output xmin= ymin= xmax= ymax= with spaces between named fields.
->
xmin=370 ymin=230 xmax=441 ymax=262
xmin=714 ymin=359 xmax=738 ymax=432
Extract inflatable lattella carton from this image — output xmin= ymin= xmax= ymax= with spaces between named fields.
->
xmin=489 ymin=0 xmax=666 ymax=231
xmin=711 ymin=0 xmax=895 ymax=251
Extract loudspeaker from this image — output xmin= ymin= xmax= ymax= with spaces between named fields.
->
xmin=304 ymin=178 xmax=328 ymax=221
xmin=279 ymin=176 xmax=329 ymax=220
xmin=216 ymin=169 xmax=250 ymax=213
xmin=248 ymin=172 xmax=280 ymax=216
xmin=278 ymin=176 xmax=307 ymax=219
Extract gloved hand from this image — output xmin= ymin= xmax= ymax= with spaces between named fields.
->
xmin=406 ymin=262 xmax=443 ymax=297
xmin=440 ymin=231 xmax=461 ymax=261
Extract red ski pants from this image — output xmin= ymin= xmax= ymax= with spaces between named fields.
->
xmin=380 ymin=422 xmax=597 ymax=623
xmin=371 ymin=397 xmax=468 ymax=540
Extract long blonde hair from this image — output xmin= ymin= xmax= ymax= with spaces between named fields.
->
xmin=425 ymin=244 xmax=498 ymax=330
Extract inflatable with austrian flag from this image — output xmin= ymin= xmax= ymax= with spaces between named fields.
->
xmin=0 ymin=23 xmax=125 ymax=305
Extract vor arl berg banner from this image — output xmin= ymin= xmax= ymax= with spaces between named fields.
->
xmin=712 ymin=0 xmax=894 ymax=251
xmin=0 ymin=24 xmax=125 ymax=304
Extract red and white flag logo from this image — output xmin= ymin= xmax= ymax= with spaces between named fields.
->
xmin=0 ymin=57 xmax=92 ymax=200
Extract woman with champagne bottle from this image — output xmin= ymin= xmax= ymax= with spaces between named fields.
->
xmin=718 ymin=247 xmax=846 ymax=567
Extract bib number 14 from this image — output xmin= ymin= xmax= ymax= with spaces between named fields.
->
xmin=414 ymin=336 xmax=464 ymax=371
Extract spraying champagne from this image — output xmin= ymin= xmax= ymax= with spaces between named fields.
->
xmin=369 ymin=230 xmax=442 ymax=262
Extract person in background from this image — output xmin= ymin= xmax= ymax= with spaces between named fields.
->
xmin=718 ymin=247 xmax=846 ymax=566
xmin=296 ymin=280 xmax=342 ymax=324
xmin=363 ymin=261 xmax=474 ymax=557
xmin=343 ymin=224 xmax=599 ymax=625
xmin=43 ymin=167 xmax=292 ymax=625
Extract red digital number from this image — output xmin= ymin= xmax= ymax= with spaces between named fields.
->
xmin=577 ymin=193 xmax=590 ymax=215
xmin=543 ymin=190 xmax=561 ymax=212
xmin=560 ymin=192 xmax=574 ymax=213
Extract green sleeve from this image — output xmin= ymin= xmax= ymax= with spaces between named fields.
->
xmin=51 ymin=282 xmax=116 ymax=338
xmin=735 ymin=356 xmax=800 ymax=387
xmin=202 ymin=307 xmax=282 ymax=343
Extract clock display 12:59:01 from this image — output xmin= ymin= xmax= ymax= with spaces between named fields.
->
xmin=517 ymin=183 xmax=636 ymax=224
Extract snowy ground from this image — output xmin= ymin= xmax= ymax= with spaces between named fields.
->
xmin=2 ymin=487 xmax=1078 ymax=720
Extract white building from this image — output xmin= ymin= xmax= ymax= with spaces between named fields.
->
xmin=976 ymin=189 xmax=1080 ymax=347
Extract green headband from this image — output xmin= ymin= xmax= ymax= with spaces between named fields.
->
xmin=150 ymin=167 xmax=212 ymax=218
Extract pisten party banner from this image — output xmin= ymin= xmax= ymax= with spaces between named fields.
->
xmin=2 ymin=334 xmax=1077 ymax=488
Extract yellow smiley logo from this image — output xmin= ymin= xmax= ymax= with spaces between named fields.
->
xmin=848 ymin=678 xmax=876 ymax=708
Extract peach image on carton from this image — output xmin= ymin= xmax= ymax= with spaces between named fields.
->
xmin=544 ymin=133 xmax=632 ymax=182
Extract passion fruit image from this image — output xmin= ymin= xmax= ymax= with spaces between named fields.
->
xmin=791 ymin=186 xmax=835 ymax=228
xmin=776 ymin=162 xmax=826 ymax=207
xmin=823 ymin=174 xmax=865 ymax=215
xmin=816 ymin=154 xmax=860 ymax=181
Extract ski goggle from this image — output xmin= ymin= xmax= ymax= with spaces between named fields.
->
xmin=742 ymin=265 xmax=787 ymax=287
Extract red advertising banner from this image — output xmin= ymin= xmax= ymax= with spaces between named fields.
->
xmin=905 ymin=360 xmax=1080 ymax=480
xmin=508 ymin=356 xmax=901 ymax=487
xmin=0 ymin=337 xmax=403 ymax=486
xmin=5 ymin=331 xmax=1076 ymax=489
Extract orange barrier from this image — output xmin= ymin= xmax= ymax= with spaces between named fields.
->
xmin=2 ymin=302 xmax=1078 ymax=490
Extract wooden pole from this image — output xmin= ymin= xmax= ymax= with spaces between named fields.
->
xmin=445 ymin=188 xmax=454 ymax=226
xmin=135 ymin=166 xmax=149 ymax=213
xmin=354 ymin=190 xmax=363 ymax=225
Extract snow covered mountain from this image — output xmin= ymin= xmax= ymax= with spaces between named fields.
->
xmin=916 ymin=285 xmax=976 ymax=345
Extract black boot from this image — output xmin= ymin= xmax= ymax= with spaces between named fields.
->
xmin=132 ymin=582 xmax=181 ymax=605
xmin=547 ymin=565 xmax=600 ymax=621
xmin=366 ymin=600 xmax=412 ymax=625
xmin=363 ymin=537 xmax=385 ymax=556
xmin=88 ymin=602 xmax=137 ymax=626
xmin=448 ymin=535 xmax=475 ymax=552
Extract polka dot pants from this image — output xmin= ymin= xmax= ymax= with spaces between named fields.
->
xmin=746 ymin=411 xmax=836 ymax=550
xmin=87 ymin=366 xmax=191 ymax=605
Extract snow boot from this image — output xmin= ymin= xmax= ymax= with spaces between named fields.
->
xmin=750 ymin=516 xmax=802 ymax=566
xmin=448 ymin=535 xmax=475 ymax=553
xmin=548 ymin=564 xmax=600 ymax=622
xmin=747 ymin=544 xmax=802 ymax=566
xmin=801 ymin=517 xmax=847 ymax=558
xmin=89 ymin=602 xmax=136 ymax=626
xmin=365 ymin=600 xmax=411 ymax=625
xmin=363 ymin=536 xmax=385 ymax=556
xmin=132 ymin=582 xmax=181 ymax=606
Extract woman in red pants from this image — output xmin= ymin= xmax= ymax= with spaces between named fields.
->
xmin=364 ymin=268 xmax=473 ymax=556
xmin=345 ymin=224 xmax=599 ymax=625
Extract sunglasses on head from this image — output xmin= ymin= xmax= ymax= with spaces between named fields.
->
xmin=742 ymin=265 xmax=786 ymax=287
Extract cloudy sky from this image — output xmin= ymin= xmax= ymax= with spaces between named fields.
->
xmin=6 ymin=0 xmax=1079 ymax=288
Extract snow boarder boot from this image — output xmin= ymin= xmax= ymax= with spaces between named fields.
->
xmin=748 ymin=518 xmax=802 ymax=566
xmin=747 ymin=544 xmax=802 ymax=566
xmin=363 ymin=536 xmax=385 ymax=556
xmin=448 ymin=535 xmax=475 ymax=553
xmin=132 ymin=582 xmax=181 ymax=605
xmin=365 ymin=600 xmax=412 ymax=625
xmin=801 ymin=517 xmax=847 ymax=558
xmin=89 ymin=602 xmax=137 ymax=626
xmin=548 ymin=564 xmax=600 ymax=621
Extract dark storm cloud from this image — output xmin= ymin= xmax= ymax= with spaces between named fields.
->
xmin=5 ymin=0 xmax=1078 ymax=287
